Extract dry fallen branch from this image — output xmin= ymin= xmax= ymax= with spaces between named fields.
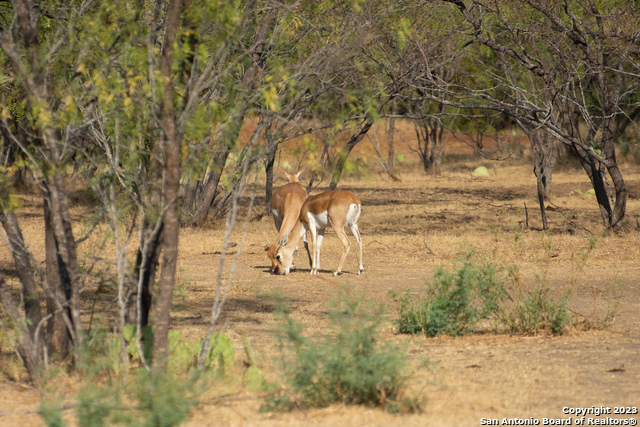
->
xmin=409 ymin=238 xmax=435 ymax=256
xmin=545 ymin=201 xmax=593 ymax=235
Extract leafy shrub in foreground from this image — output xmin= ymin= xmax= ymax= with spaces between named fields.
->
xmin=39 ymin=327 xmax=252 ymax=427
xmin=40 ymin=369 xmax=201 ymax=427
xmin=265 ymin=290 xmax=421 ymax=413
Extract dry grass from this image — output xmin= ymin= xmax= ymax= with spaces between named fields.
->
xmin=1 ymin=133 xmax=640 ymax=426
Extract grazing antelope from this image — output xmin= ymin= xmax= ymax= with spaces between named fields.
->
xmin=266 ymin=167 xmax=311 ymax=274
xmin=271 ymin=190 xmax=363 ymax=276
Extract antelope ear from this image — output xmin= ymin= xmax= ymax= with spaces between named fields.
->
xmin=277 ymin=234 xmax=288 ymax=247
xmin=294 ymin=166 xmax=305 ymax=181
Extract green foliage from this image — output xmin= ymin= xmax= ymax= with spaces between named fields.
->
xmin=244 ymin=365 xmax=269 ymax=392
xmin=76 ymin=380 xmax=129 ymax=427
xmin=342 ymin=156 xmax=370 ymax=181
xmin=132 ymin=370 xmax=199 ymax=427
xmin=498 ymin=288 xmax=569 ymax=335
xmin=122 ymin=325 xmax=154 ymax=366
xmin=168 ymin=331 xmax=198 ymax=374
xmin=38 ymin=328 xmax=247 ymax=426
xmin=40 ymin=368 xmax=201 ymax=427
xmin=204 ymin=332 xmax=235 ymax=376
xmin=265 ymin=290 xmax=421 ymax=413
xmin=394 ymin=249 xmax=506 ymax=337
xmin=39 ymin=395 xmax=66 ymax=427
xmin=241 ymin=335 xmax=270 ymax=392
xmin=394 ymin=248 xmax=575 ymax=337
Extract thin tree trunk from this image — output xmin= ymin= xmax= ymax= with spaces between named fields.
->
xmin=601 ymin=128 xmax=627 ymax=228
xmin=387 ymin=117 xmax=396 ymax=176
xmin=8 ymin=0 xmax=84 ymax=356
xmin=0 ymin=276 xmax=41 ymax=379
xmin=429 ymin=119 xmax=445 ymax=176
xmin=153 ymin=0 xmax=182 ymax=371
xmin=184 ymin=147 xmax=230 ymax=227
xmin=44 ymin=197 xmax=71 ymax=359
xmin=573 ymin=144 xmax=613 ymax=226
xmin=520 ymin=123 xmax=558 ymax=231
xmin=264 ymin=119 xmax=280 ymax=215
xmin=369 ymin=121 xmax=400 ymax=181
xmin=0 ymin=188 xmax=42 ymax=339
xmin=264 ymin=137 xmax=278 ymax=215
xmin=127 ymin=220 xmax=163 ymax=328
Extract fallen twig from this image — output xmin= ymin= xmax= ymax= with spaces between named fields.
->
xmin=409 ymin=238 xmax=435 ymax=256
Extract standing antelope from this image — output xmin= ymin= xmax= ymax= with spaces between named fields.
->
xmin=271 ymin=190 xmax=363 ymax=276
xmin=267 ymin=167 xmax=311 ymax=274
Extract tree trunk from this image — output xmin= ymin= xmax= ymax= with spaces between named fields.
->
xmin=183 ymin=147 xmax=230 ymax=227
xmin=520 ymin=123 xmax=558 ymax=231
xmin=600 ymin=126 xmax=627 ymax=228
xmin=44 ymin=197 xmax=71 ymax=359
xmin=127 ymin=220 xmax=163 ymax=328
xmin=329 ymin=119 xmax=374 ymax=190
xmin=0 ymin=183 xmax=42 ymax=339
xmin=153 ymin=0 xmax=182 ymax=371
xmin=414 ymin=119 xmax=431 ymax=173
xmin=429 ymin=119 xmax=445 ymax=176
xmin=263 ymin=132 xmax=279 ymax=215
xmin=8 ymin=0 xmax=84 ymax=356
xmin=573 ymin=144 xmax=613 ymax=226
xmin=0 ymin=276 xmax=41 ymax=379
xmin=387 ymin=117 xmax=396 ymax=176
xmin=369 ymin=121 xmax=400 ymax=181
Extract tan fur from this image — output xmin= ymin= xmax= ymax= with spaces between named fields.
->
xmin=272 ymin=190 xmax=363 ymax=276
xmin=266 ymin=167 xmax=311 ymax=274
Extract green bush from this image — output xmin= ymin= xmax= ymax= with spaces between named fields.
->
xmin=265 ymin=290 xmax=421 ymax=413
xmin=40 ymin=327 xmax=241 ymax=427
xmin=499 ymin=288 xmax=569 ymax=335
xmin=40 ymin=368 xmax=202 ymax=427
xmin=394 ymin=249 xmax=575 ymax=337
xmin=131 ymin=369 xmax=200 ymax=427
xmin=394 ymin=249 xmax=506 ymax=337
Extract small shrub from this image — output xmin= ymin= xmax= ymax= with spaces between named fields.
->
xmin=265 ymin=289 xmax=421 ymax=413
xmin=40 ymin=368 xmax=203 ymax=427
xmin=40 ymin=327 xmax=237 ymax=427
xmin=40 ymin=395 xmax=66 ymax=427
xmin=131 ymin=369 xmax=200 ymax=427
xmin=394 ymin=249 xmax=506 ymax=337
xmin=499 ymin=288 xmax=570 ymax=335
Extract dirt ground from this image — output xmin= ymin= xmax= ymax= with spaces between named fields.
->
xmin=1 ymin=135 xmax=640 ymax=426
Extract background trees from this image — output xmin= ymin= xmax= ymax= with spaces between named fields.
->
xmin=441 ymin=0 xmax=640 ymax=228
xmin=0 ymin=0 xmax=638 ymax=382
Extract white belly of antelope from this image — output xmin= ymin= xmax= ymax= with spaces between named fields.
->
xmin=307 ymin=210 xmax=329 ymax=231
